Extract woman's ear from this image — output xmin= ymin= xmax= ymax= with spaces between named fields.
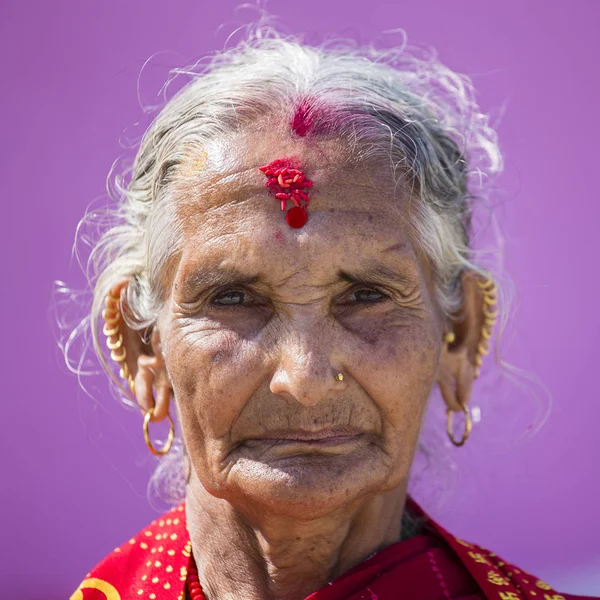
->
xmin=106 ymin=281 xmax=172 ymax=423
xmin=436 ymin=270 xmax=486 ymax=412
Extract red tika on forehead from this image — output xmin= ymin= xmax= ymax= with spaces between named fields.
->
xmin=258 ymin=158 xmax=314 ymax=229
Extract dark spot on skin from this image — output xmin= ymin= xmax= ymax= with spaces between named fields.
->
xmin=275 ymin=231 xmax=284 ymax=244
xmin=212 ymin=350 xmax=226 ymax=364
xmin=368 ymin=215 xmax=373 ymax=223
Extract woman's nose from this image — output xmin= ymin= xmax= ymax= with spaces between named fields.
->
xmin=269 ymin=329 xmax=346 ymax=407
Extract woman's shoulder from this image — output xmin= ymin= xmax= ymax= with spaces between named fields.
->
xmin=69 ymin=503 xmax=191 ymax=600
xmin=409 ymin=498 xmax=596 ymax=600
xmin=436 ymin=531 xmax=588 ymax=599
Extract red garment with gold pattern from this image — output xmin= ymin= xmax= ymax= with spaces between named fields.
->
xmin=70 ymin=499 xmax=595 ymax=600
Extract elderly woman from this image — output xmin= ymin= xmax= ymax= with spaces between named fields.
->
xmin=68 ymin=34 xmax=592 ymax=600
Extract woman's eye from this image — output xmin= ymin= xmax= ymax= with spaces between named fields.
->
xmin=212 ymin=291 xmax=246 ymax=306
xmin=349 ymin=288 xmax=388 ymax=303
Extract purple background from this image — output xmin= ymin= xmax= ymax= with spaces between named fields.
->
xmin=2 ymin=0 xmax=599 ymax=597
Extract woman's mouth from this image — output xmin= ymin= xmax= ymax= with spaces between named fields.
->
xmin=242 ymin=429 xmax=367 ymax=452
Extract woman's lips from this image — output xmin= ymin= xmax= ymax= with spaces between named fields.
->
xmin=242 ymin=429 xmax=366 ymax=449
xmin=249 ymin=428 xmax=362 ymax=439
xmin=253 ymin=435 xmax=362 ymax=447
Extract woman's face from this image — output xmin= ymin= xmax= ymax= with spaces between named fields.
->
xmin=158 ymin=129 xmax=445 ymax=519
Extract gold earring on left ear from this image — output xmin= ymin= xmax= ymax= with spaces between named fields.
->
xmin=446 ymin=402 xmax=472 ymax=447
xmin=103 ymin=287 xmax=174 ymax=456
xmin=443 ymin=331 xmax=456 ymax=344
xmin=442 ymin=276 xmax=498 ymax=378
xmin=442 ymin=330 xmax=471 ymax=447
xmin=442 ymin=275 xmax=498 ymax=447
xmin=474 ymin=277 xmax=498 ymax=379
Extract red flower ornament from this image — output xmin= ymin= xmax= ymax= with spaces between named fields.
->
xmin=258 ymin=159 xmax=314 ymax=229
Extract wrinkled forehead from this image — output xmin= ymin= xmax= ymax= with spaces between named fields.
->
xmin=183 ymin=126 xmax=360 ymax=181
xmin=164 ymin=127 xmax=432 ymax=290
xmin=156 ymin=131 xmax=431 ymax=308
xmin=174 ymin=127 xmax=411 ymax=226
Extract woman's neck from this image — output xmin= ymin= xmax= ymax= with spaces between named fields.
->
xmin=185 ymin=474 xmax=409 ymax=600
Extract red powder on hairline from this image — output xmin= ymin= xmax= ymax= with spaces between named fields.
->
xmin=291 ymin=100 xmax=313 ymax=137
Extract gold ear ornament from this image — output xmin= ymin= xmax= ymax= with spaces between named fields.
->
xmin=103 ymin=287 xmax=174 ymax=456
xmin=443 ymin=275 xmax=498 ymax=447
xmin=446 ymin=400 xmax=472 ymax=447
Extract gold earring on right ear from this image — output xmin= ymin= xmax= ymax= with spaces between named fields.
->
xmin=102 ymin=286 xmax=174 ymax=456
xmin=103 ymin=288 xmax=136 ymax=396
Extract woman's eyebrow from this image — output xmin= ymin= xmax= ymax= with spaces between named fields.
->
xmin=338 ymin=265 xmax=416 ymax=287
xmin=180 ymin=263 xmax=415 ymax=294
xmin=180 ymin=267 xmax=261 ymax=291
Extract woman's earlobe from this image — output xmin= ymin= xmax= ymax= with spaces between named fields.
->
xmin=103 ymin=280 xmax=172 ymax=423
xmin=134 ymin=354 xmax=172 ymax=422
xmin=437 ymin=343 xmax=475 ymax=412
xmin=436 ymin=269 xmax=487 ymax=412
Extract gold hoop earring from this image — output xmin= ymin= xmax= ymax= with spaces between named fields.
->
xmin=103 ymin=286 xmax=174 ymax=456
xmin=446 ymin=401 xmax=472 ymax=447
xmin=143 ymin=407 xmax=175 ymax=456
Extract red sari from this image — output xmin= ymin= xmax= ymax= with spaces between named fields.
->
xmin=70 ymin=498 xmax=594 ymax=600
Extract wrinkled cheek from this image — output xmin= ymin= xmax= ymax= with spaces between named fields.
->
xmin=356 ymin=329 xmax=439 ymax=394
xmin=397 ymin=341 xmax=440 ymax=416
xmin=352 ymin=327 xmax=439 ymax=462
xmin=165 ymin=328 xmax=264 ymax=466
xmin=168 ymin=328 xmax=248 ymax=399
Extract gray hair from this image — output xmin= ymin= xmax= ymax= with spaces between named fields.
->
xmin=54 ymin=26 xmax=513 ymax=508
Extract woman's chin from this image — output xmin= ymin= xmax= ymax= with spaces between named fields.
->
xmin=223 ymin=446 xmax=391 ymax=516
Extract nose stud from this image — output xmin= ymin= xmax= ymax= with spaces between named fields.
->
xmin=334 ymin=372 xmax=344 ymax=382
